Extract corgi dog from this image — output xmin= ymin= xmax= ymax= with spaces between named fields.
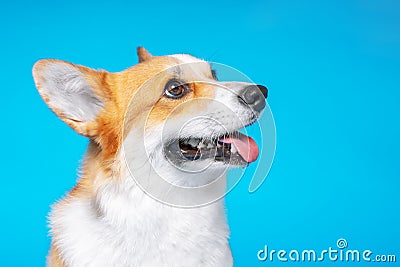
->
xmin=32 ymin=47 xmax=268 ymax=267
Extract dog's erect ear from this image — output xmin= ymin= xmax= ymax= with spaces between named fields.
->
xmin=137 ymin=46 xmax=152 ymax=63
xmin=32 ymin=60 xmax=109 ymax=137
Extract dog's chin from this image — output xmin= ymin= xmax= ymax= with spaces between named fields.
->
xmin=163 ymin=130 xmax=259 ymax=168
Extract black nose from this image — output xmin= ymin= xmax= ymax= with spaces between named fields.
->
xmin=238 ymin=84 xmax=268 ymax=112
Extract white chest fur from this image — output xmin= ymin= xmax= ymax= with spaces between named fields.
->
xmin=49 ymin=176 xmax=233 ymax=267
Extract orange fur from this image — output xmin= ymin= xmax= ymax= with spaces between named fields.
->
xmin=137 ymin=46 xmax=152 ymax=63
xmin=33 ymin=52 xmax=214 ymax=199
xmin=47 ymin=244 xmax=66 ymax=267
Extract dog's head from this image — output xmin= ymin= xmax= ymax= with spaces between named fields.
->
xmin=33 ymin=47 xmax=267 ymax=192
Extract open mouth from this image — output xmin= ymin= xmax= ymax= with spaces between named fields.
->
xmin=164 ymin=131 xmax=259 ymax=166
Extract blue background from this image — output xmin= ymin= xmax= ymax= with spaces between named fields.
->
xmin=1 ymin=0 xmax=399 ymax=266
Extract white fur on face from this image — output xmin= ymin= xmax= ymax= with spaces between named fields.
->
xmin=171 ymin=54 xmax=206 ymax=64
xmin=40 ymin=62 xmax=103 ymax=122
xmin=165 ymin=56 xmax=259 ymax=139
xmin=124 ymin=57 xmax=259 ymax=187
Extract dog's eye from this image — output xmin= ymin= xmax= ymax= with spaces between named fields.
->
xmin=164 ymin=79 xmax=188 ymax=99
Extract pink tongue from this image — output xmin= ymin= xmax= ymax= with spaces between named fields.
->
xmin=219 ymin=133 xmax=259 ymax=163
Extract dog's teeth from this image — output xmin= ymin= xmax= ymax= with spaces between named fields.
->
xmin=231 ymin=145 xmax=238 ymax=153
xmin=197 ymin=142 xmax=206 ymax=149
xmin=187 ymin=139 xmax=199 ymax=147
